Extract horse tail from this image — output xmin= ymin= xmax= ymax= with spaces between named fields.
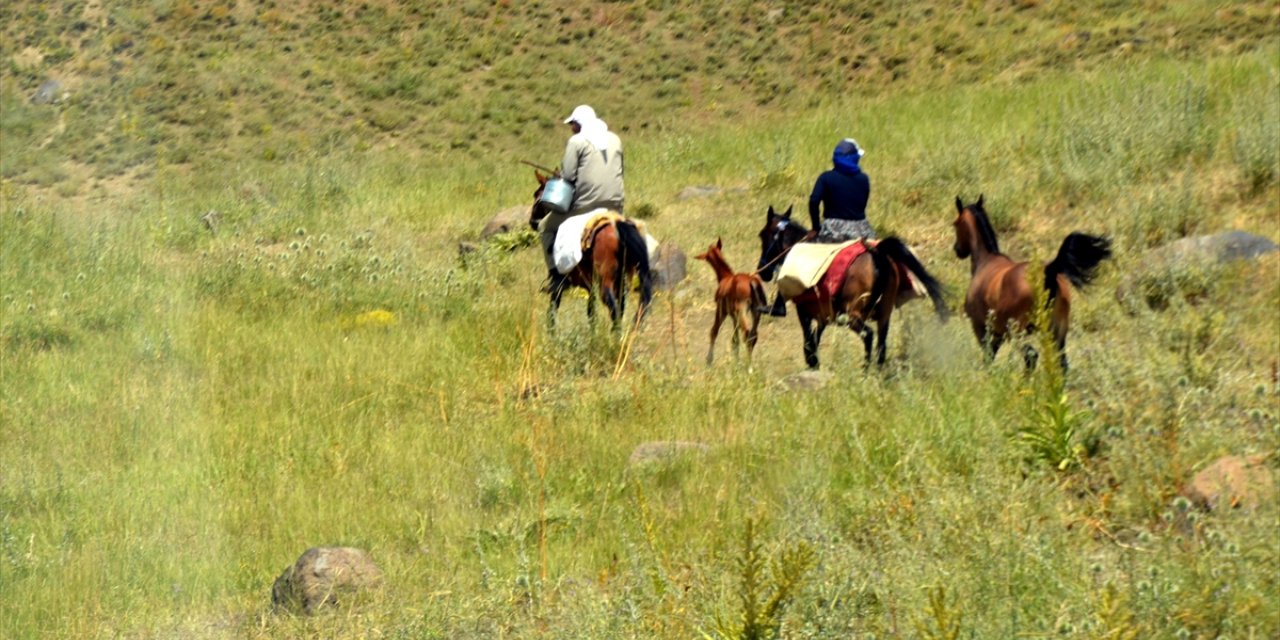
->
xmin=614 ymin=220 xmax=653 ymax=310
xmin=863 ymin=243 xmax=893 ymax=317
xmin=1044 ymin=232 xmax=1112 ymax=298
xmin=874 ymin=237 xmax=950 ymax=320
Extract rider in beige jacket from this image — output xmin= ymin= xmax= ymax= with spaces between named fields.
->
xmin=540 ymin=105 xmax=624 ymax=288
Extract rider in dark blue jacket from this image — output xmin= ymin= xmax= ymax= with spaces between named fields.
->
xmin=804 ymin=138 xmax=877 ymax=243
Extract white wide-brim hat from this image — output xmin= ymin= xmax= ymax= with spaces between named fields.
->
xmin=564 ymin=104 xmax=597 ymax=124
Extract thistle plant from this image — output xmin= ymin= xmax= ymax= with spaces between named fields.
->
xmin=715 ymin=518 xmax=816 ymax=640
xmin=1014 ymin=272 xmax=1091 ymax=472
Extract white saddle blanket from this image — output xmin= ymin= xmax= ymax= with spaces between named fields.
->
xmin=774 ymin=240 xmax=860 ymax=299
xmin=553 ymin=209 xmax=659 ymax=274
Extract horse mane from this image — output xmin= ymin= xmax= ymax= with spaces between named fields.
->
xmin=966 ymin=201 xmax=1001 ymax=255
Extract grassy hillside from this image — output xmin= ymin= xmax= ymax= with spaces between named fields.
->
xmin=2 ymin=2 xmax=1279 ymax=639
xmin=1 ymin=0 xmax=1276 ymax=194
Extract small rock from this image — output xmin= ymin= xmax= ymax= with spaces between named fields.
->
xmin=271 ymin=547 xmax=383 ymax=615
xmin=676 ymin=185 xmax=721 ymax=201
xmin=1184 ymin=454 xmax=1276 ymax=511
xmin=628 ymin=441 xmax=710 ymax=467
xmin=31 ymin=79 xmax=60 ymax=105
xmin=482 ymin=206 xmax=533 ymax=239
xmin=199 ymin=210 xmax=221 ymax=235
xmin=776 ymin=370 xmax=833 ymax=392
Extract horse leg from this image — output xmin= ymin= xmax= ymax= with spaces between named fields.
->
xmin=1022 ymin=344 xmax=1039 ymax=371
xmin=745 ymin=307 xmax=761 ymax=360
xmin=585 ymin=285 xmax=598 ymax=325
xmin=707 ymin=308 xmax=725 ymax=365
xmin=547 ymin=280 xmax=568 ymax=328
xmin=986 ymin=331 xmax=1004 ymax=363
xmin=858 ymin=325 xmax=874 ymax=367
xmin=601 ymin=283 xmax=620 ymax=327
xmin=874 ymin=318 xmax=890 ymax=367
xmin=798 ymin=307 xmax=826 ymax=369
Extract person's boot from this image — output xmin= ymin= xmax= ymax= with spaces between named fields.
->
xmin=767 ymin=292 xmax=787 ymax=317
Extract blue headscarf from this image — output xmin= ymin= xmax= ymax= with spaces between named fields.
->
xmin=832 ymin=138 xmax=865 ymax=176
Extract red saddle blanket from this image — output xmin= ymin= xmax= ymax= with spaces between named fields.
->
xmin=791 ymin=241 xmax=915 ymax=304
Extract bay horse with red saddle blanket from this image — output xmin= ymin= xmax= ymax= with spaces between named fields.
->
xmin=756 ymin=206 xmax=949 ymax=369
xmin=951 ymin=195 xmax=1112 ymax=372
xmin=528 ymin=172 xmax=653 ymax=328
xmin=695 ymin=238 xmax=768 ymax=364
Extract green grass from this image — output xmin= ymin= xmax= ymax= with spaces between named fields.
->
xmin=2 ymin=5 xmax=1279 ymax=639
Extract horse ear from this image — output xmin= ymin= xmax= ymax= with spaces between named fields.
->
xmin=955 ymin=196 xmax=964 ymax=212
xmin=977 ymin=193 xmax=984 ymax=207
xmin=535 ymin=171 xmax=548 ymax=185
xmin=783 ymin=205 xmax=793 ymax=218
xmin=715 ymin=236 xmax=723 ymax=249
xmin=767 ymin=205 xmax=776 ymax=217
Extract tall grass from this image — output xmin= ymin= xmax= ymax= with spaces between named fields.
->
xmin=2 ymin=52 xmax=1278 ymax=639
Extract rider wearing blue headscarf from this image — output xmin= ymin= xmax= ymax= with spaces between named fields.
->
xmin=805 ymin=138 xmax=876 ymax=243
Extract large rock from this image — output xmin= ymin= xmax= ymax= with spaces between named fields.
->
xmin=1150 ymin=231 xmax=1278 ymax=265
xmin=650 ymin=242 xmax=687 ymax=291
xmin=271 ymin=547 xmax=384 ymax=615
xmin=481 ymin=206 xmax=532 ymax=239
xmin=1183 ymin=455 xmax=1276 ymax=511
xmin=1118 ymin=231 xmax=1279 ymax=311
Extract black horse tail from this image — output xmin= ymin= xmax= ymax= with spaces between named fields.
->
xmin=874 ymin=237 xmax=950 ymax=321
xmin=1044 ymin=232 xmax=1112 ymax=299
xmin=615 ymin=220 xmax=653 ymax=312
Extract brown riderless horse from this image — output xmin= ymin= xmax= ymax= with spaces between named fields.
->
xmin=951 ymin=195 xmax=1112 ymax=371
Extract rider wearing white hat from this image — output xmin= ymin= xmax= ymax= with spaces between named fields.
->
xmin=539 ymin=105 xmax=625 ymax=284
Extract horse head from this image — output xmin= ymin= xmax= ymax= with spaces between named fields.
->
xmin=693 ymin=237 xmax=724 ymax=263
xmin=756 ymin=204 xmax=803 ymax=282
xmin=953 ymin=194 xmax=996 ymax=259
xmin=529 ymin=171 xmax=551 ymax=230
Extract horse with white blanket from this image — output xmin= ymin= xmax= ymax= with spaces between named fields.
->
xmin=528 ymin=171 xmax=656 ymax=328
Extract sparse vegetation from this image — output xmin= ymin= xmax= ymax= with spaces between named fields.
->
xmin=1 ymin=1 xmax=1278 ymax=639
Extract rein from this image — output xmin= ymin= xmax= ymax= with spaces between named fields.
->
xmin=752 ymin=243 xmax=797 ymax=276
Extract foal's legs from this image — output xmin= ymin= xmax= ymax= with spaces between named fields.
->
xmin=742 ymin=305 xmax=761 ymax=360
xmin=707 ymin=307 xmax=726 ymax=365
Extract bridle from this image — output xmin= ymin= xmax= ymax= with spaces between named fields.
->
xmin=755 ymin=219 xmax=800 ymax=276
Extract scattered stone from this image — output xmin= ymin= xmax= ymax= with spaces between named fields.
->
xmin=271 ymin=547 xmax=384 ymax=615
xmin=199 ymin=210 xmax=221 ymax=235
xmin=627 ymin=441 xmax=710 ymax=467
xmin=776 ymin=370 xmax=833 ymax=392
xmin=482 ymin=206 xmax=532 ymax=239
xmin=676 ymin=185 xmax=721 ymax=201
xmin=650 ymin=243 xmax=687 ymax=291
xmin=1183 ymin=454 xmax=1275 ymax=511
xmin=31 ymin=78 xmax=60 ymax=105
